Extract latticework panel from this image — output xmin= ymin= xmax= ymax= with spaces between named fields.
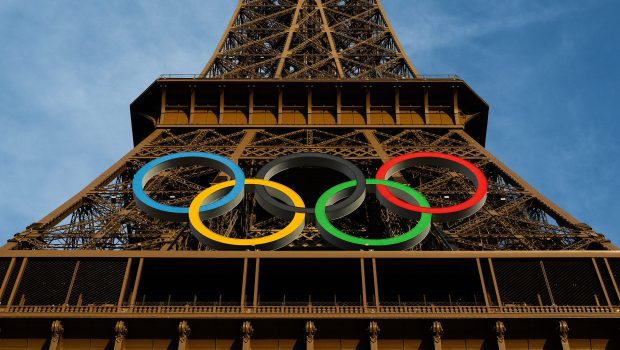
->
xmin=8 ymin=128 xmax=611 ymax=251
xmin=202 ymin=0 xmax=416 ymax=79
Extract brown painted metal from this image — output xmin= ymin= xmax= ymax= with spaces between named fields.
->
xmin=241 ymin=257 xmax=249 ymax=307
xmin=487 ymin=258 xmax=503 ymax=307
xmin=0 ymin=0 xmax=617 ymax=347
xmin=7 ymin=257 xmax=27 ymax=307
xmin=129 ymin=258 xmax=144 ymax=307
xmin=604 ymin=258 xmax=620 ymax=301
xmin=201 ymin=0 xmax=414 ymax=79
xmin=592 ymin=257 xmax=612 ymax=306
xmin=360 ymin=258 xmax=368 ymax=310
xmin=539 ymin=260 xmax=556 ymax=306
xmin=64 ymin=260 xmax=80 ymax=306
xmin=0 ymin=257 xmax=16 ymax=303
xmin=117 ymin=258 xmax=132 ymax=309
xmin=372 ymin=258 xmax=380 ymax=307
xmin=476 ymin=258 xmax=491 ymax=309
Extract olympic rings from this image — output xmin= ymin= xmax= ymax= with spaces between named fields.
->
xmin=375 ymin=152 xmax=488 ymax=222
xmin=315 ymin=179 xmax=432 ymax=250
xmin=255 ymin=153 xmax=366 ymax=221
xmin=132 ymin=150 xmax=488 ymax=250
xmin=189 ymin=179 xmax=305 ymax=251
xmin=132 ymin=152 xmax=245 ymax=222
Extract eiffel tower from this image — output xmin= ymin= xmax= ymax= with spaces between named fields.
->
xmin=1 ymin=1 xmax=618 ymax=349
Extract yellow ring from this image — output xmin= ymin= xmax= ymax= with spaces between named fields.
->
xmin=189 ymin=179 xmax=305 ymax=250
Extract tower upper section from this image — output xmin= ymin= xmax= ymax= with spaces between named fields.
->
xmin=200 ymin=0 xmax=417 ymax=79
xmin=130 ymin=0 xmax=489 ymax=148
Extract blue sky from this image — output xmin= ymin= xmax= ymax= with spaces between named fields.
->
xmin=0 ymin=0 xmax=618 ymax=246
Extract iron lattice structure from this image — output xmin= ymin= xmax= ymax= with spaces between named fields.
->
xmin=7 ymin=128 xmax=612 ymax=251
xmin=1 ymin=1 xmax=619 ymax=348
xmin=4 ymin=0 xmax=613 ymax=251
xmin=201 ymin=0 xmax=417 ymax=79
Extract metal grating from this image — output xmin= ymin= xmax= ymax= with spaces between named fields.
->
xmin=543 ymin=259 xmax=605 ymax=306
xmin=595 ymin=258 xmax=619 ymax=305
xmin=493 ymin=259 xmax=551 ymax=306
xmin=608 ymin=259 xmax=620 ymax=288
xmin=14 ymin=259 xmax=76 ymax=306
xmin=376 ymin=259 xmax=485 ymax=305
xmin=68 ymin=259 xmax=127 ymax=306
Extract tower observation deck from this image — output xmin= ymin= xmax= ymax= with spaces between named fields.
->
xmin=0 ymin=1 xmax=618 ymax=349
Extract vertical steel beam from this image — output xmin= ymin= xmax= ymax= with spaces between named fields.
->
xmin=592 ymin=258 xmax=612 ymax=306
xmin=372 ymin=258 xmax=380 ymax=307
xmin=604 ymin=258 xmax=620 ymax=302
xmin=253 ymin=258 xmax=260 ymax=308
xmin=277 ymin=87 xmax=284 ymax=124
xmin=241 ymin=258 xmax=248 ymax=307
xmin=452 ymin=86 xmax=460 ymax=124
xmin=539 ymin=261 xmax=556 ymax=305
xmin=189 ymin=86 xmax=196 ymax=124
xmin=365 ymin=87 xmax=372 ymax=123
xmin=129 ymin=258 xmax=144 ymax=307
xmin=117 ymin=258 xmax=133 ymax=309
xmin=160 ymin=86 xmax=167 ymax=122
xmin=394 ymin=86 xmax=401 ymax=123
xmin=248 ymin=86 xmax=255 ymax=123
xmin=360 ymin=258 xmax=368 ymax=311
xmin=476 ymin=258 xmax=491 ymax=307
xmin=219 ymin=86 xmax=225 ymax=120
xmin=7 ymin=257 xmax=27 ymax=307
xmin=307 ymin=86 xmax=313 ymax=124
xmin=0 ymin=258 xmax=16 ymax=306
xmin=423 ymin=87 xmax=430 ymax=124
xmin=487 ymin=258 xmax=503 ymax=307
xmin=64 ymin=260 xmax=80 ymax=306
xmin=336 ymin=86 xmax=342 ymax=124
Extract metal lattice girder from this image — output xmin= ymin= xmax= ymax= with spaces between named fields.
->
xmin=6 ymin=128 xmax=613 ymax=251
xmin=201 ymin=0 xmax=417 ymax=79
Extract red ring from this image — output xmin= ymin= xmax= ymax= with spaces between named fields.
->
xmin=375 ymin=152 xmax=488 ymax=221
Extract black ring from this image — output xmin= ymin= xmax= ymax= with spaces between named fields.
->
xmin=255 ymin=153 xmax=367 ymax=222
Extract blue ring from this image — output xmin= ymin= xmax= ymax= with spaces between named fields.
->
xmin=132 ymin=152 xmax=246 ymax=222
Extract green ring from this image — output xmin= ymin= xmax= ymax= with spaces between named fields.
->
xmin=315 ymin=179 xmax=432 ymax=250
